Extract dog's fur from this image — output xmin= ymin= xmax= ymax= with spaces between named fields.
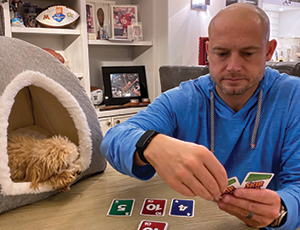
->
xmin=7 ymin=134 xmax=82 ymax=192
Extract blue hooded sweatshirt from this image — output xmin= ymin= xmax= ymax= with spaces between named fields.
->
xmin=101 ymin=67 xmax=300 ymax=230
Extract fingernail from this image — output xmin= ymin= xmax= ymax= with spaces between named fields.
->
xmin=214 ymin=194 xmax=222 ymax=202
xmin=221 ymin=195 xmax=230 ymax=203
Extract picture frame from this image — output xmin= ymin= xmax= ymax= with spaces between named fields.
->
xmin=95 ymin=1 xmax=116 ymax=39
xmin=86 ymin=3 xmax=96 ymax=36
xmin=225 ymin=0 xmax=238 ymax=6
xmin=102 ymin=66 xmax=148 ymax=106
xmin=199 ymin=37 xmax=209 ymax=65
xmin=245 ymin=0 xmax=258 ymax=6
xmin=128 ymin=22 xmax=143 ymax=41
xmin=111 ymin=5 xmax=138 ymax=39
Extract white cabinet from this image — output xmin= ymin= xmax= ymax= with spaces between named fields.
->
xmin=97 ymin=107 xmax=145 ymax=135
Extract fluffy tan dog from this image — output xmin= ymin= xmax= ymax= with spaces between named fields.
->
xmin=7 ymin=134 xmax=82 ymax=192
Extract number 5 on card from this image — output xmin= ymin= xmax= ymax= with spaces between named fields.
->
xmin=107 ymin=199 xmax=135 ymax=216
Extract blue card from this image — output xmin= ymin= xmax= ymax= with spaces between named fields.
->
xmin=169 ymin=199 xmax=194 ymax=217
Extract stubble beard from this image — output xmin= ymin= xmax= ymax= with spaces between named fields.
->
xmin=212 ymin=73 xmax=261 ymax=96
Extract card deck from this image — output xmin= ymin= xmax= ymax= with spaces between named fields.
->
xmin=169 ymin=199 xmax=194 ymax=217
xmin=140 ymin=198 xmax=167 ymax=216
xmin=107 ymin=199 xmax=135 ymax=216
xmin=137 ymin=220 xmax=168 ymax=230
xmin=241 ymin=172 xmax=274 ymax=189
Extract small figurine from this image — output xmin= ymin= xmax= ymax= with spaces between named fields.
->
xmin=101 ymin=26 xmax=108 ymax=40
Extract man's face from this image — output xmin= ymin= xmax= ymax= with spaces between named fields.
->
xmin=207 ymin=15 xmax=273 ymax=99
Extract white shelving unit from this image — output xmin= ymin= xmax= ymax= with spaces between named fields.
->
xmin=3 ymin=0 xmax=165 ymax=96
xmin=88 ymin=39 xmax=152 ymax=46
xmin=3 ymin=0 xmax=168 ymax=133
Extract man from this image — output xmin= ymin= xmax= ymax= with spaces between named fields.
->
xmin=101 ymin=3 xmax=300 ymax=230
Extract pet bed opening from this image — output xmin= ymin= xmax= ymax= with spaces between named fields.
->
xmin=0 ymin=70 xmax=92 ymax=195
xmin=7 ymin=85 xmax=79 ymax=144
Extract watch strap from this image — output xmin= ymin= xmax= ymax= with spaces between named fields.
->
xmin=269 ymin=199 xmax=287 ymax=227
xmin=135 ymin=130 xmax=159 ymax=164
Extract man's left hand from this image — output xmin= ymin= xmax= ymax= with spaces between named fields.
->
xmin=217 ymin=188 xmax=281 ymax=228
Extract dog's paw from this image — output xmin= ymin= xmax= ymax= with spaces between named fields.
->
xmin=57 ymin=186 xmax=71 ymax=192
xmin=47 ymin=171 xmax=78 ymax=192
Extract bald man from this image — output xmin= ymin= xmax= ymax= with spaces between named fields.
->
xmin=101 ymin=3 xmax=300 ymax=229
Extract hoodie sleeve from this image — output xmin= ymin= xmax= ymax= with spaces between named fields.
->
xmin=100 ymin=78 xmax=207 ymax=179
xmin=100 ymin=88 xmax=183 ymax=179
xmin=270 ymin=86 xmax=300 ymax=230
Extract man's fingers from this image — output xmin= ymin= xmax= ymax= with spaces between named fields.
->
xmin=221 ymin=193 xmax=276 ymax=217
xmin=170 ymin=165 xmax=215 ymax=200
xmin=202 ymin=151 xmax=228 ymax=194
xmin=192 ymin=167 xmax=224 ymax=199
xmin=218 ymin=190 xmax=282 ymax=228
xmin=218 ymin=199 xmax=265 ymax=226
xmin=233 ymin=188 xmax=280 ymax=205
xmin=165 ymin=177 xmax=196 ymax=197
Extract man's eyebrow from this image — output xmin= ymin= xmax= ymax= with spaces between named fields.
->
xmin=211 ymin=46 xmax=260 ymax=51
xmin=241 ymin=46 xmax=260 ymax=50
xmin=211 ymin=47 xmax=228 ymax=51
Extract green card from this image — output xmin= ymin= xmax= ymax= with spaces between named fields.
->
xmin=241 ymin=172 xmax=274 ymax=189
xmin=107 ymin=199 xmax=135 ymax=216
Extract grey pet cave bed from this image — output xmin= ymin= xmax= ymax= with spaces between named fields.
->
xmin=0 ymin=36 xmax=107 ymax=213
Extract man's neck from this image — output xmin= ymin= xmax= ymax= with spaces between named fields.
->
xmin=215 ymin=87 xmax=258 ymax=112
xmin=220 ymin=94 xmax=250 ymax=112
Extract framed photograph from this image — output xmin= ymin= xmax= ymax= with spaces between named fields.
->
xmin=102 ymin=66 xmax=148 ymax=106
xmin=226 ymin=0 xmax=238 ymax=6
xmin=128 ymin=22 xmax=143 ymax=41
xmin=199 ymin=37 xmax=209 ymax=65
xmin=245 ymin=0 xmax=258 ymax=6
xmin=95 ymin=1 xmax=115 ymax=39
xmin=86 ymin=3 xmax=96 ymax=34
xmin=111 ymin=5 xmax=138 ymax=39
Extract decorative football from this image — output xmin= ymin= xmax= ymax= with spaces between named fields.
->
xmin=36 ymin=5 xmax=80 ymax=28
xmin=42 ymin=48 xmax=65 ymax=63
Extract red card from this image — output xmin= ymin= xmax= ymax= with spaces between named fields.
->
xmin=138 ymin=220 xmax=168 ymax=230
xmin=140 ymin=198 xmax=167 ymax=216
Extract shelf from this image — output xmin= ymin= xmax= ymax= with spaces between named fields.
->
xmin=11 ymin=27 xmax=81 ymax=36
xmin=96 ymin=105 xmax=146 ymax=118
xmin=88 ymin=39 xmax=153 ymax=47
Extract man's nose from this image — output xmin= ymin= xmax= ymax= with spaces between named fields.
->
xmin=226 ymin=53 xmax=242 ymax=72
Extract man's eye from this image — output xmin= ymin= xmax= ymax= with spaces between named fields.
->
xmin=244 ymin=52 xmax=254 ymax=56
xmin=217 ymin=52 xmax=228 ymax=57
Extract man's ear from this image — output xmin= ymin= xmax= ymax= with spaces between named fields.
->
xmin=206 ymin=41 xmax=210 ymax=62
xmin=266 ymin=39 xmax=277 ymax=61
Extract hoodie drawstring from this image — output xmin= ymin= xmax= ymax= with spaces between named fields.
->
xmin=210 ymin=90 xmax=263 ymax=152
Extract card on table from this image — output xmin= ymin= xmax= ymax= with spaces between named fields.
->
xmin=140 ymin=198 xmax=167 ymax=216
xmin=222 ymin=176 xmax=240 ymax=195
xmin=241 ymin=172 xmax=274 ymax=189
xmin=169 ymin=198 xmax=194 ymax=217
xmin=137 ymin=220 xmax=168 ymax=230
xmin=107 ymin=199 xmax=135 ymax=216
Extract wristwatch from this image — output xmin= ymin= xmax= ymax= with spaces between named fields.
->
xmin=269 ymin=200 xmax=287 ymax=227
xmin=135 ymin=130 xmax=159 ymax=164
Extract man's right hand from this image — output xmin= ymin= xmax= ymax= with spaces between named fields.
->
xmin=136 ymin=134 xmax=228 ymax=200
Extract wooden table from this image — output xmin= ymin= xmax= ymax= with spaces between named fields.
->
xmin=0 ymin=164 xmax=257 ymax=230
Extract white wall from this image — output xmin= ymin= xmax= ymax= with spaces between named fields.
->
xmin=279 ymin=9 xmax=300 ymax=38
xmin=168 ymin=0 xmax=225 ymax=65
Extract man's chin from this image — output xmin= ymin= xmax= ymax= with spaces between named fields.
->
xmin=221 ymin=87 xmax=247 ymax=95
